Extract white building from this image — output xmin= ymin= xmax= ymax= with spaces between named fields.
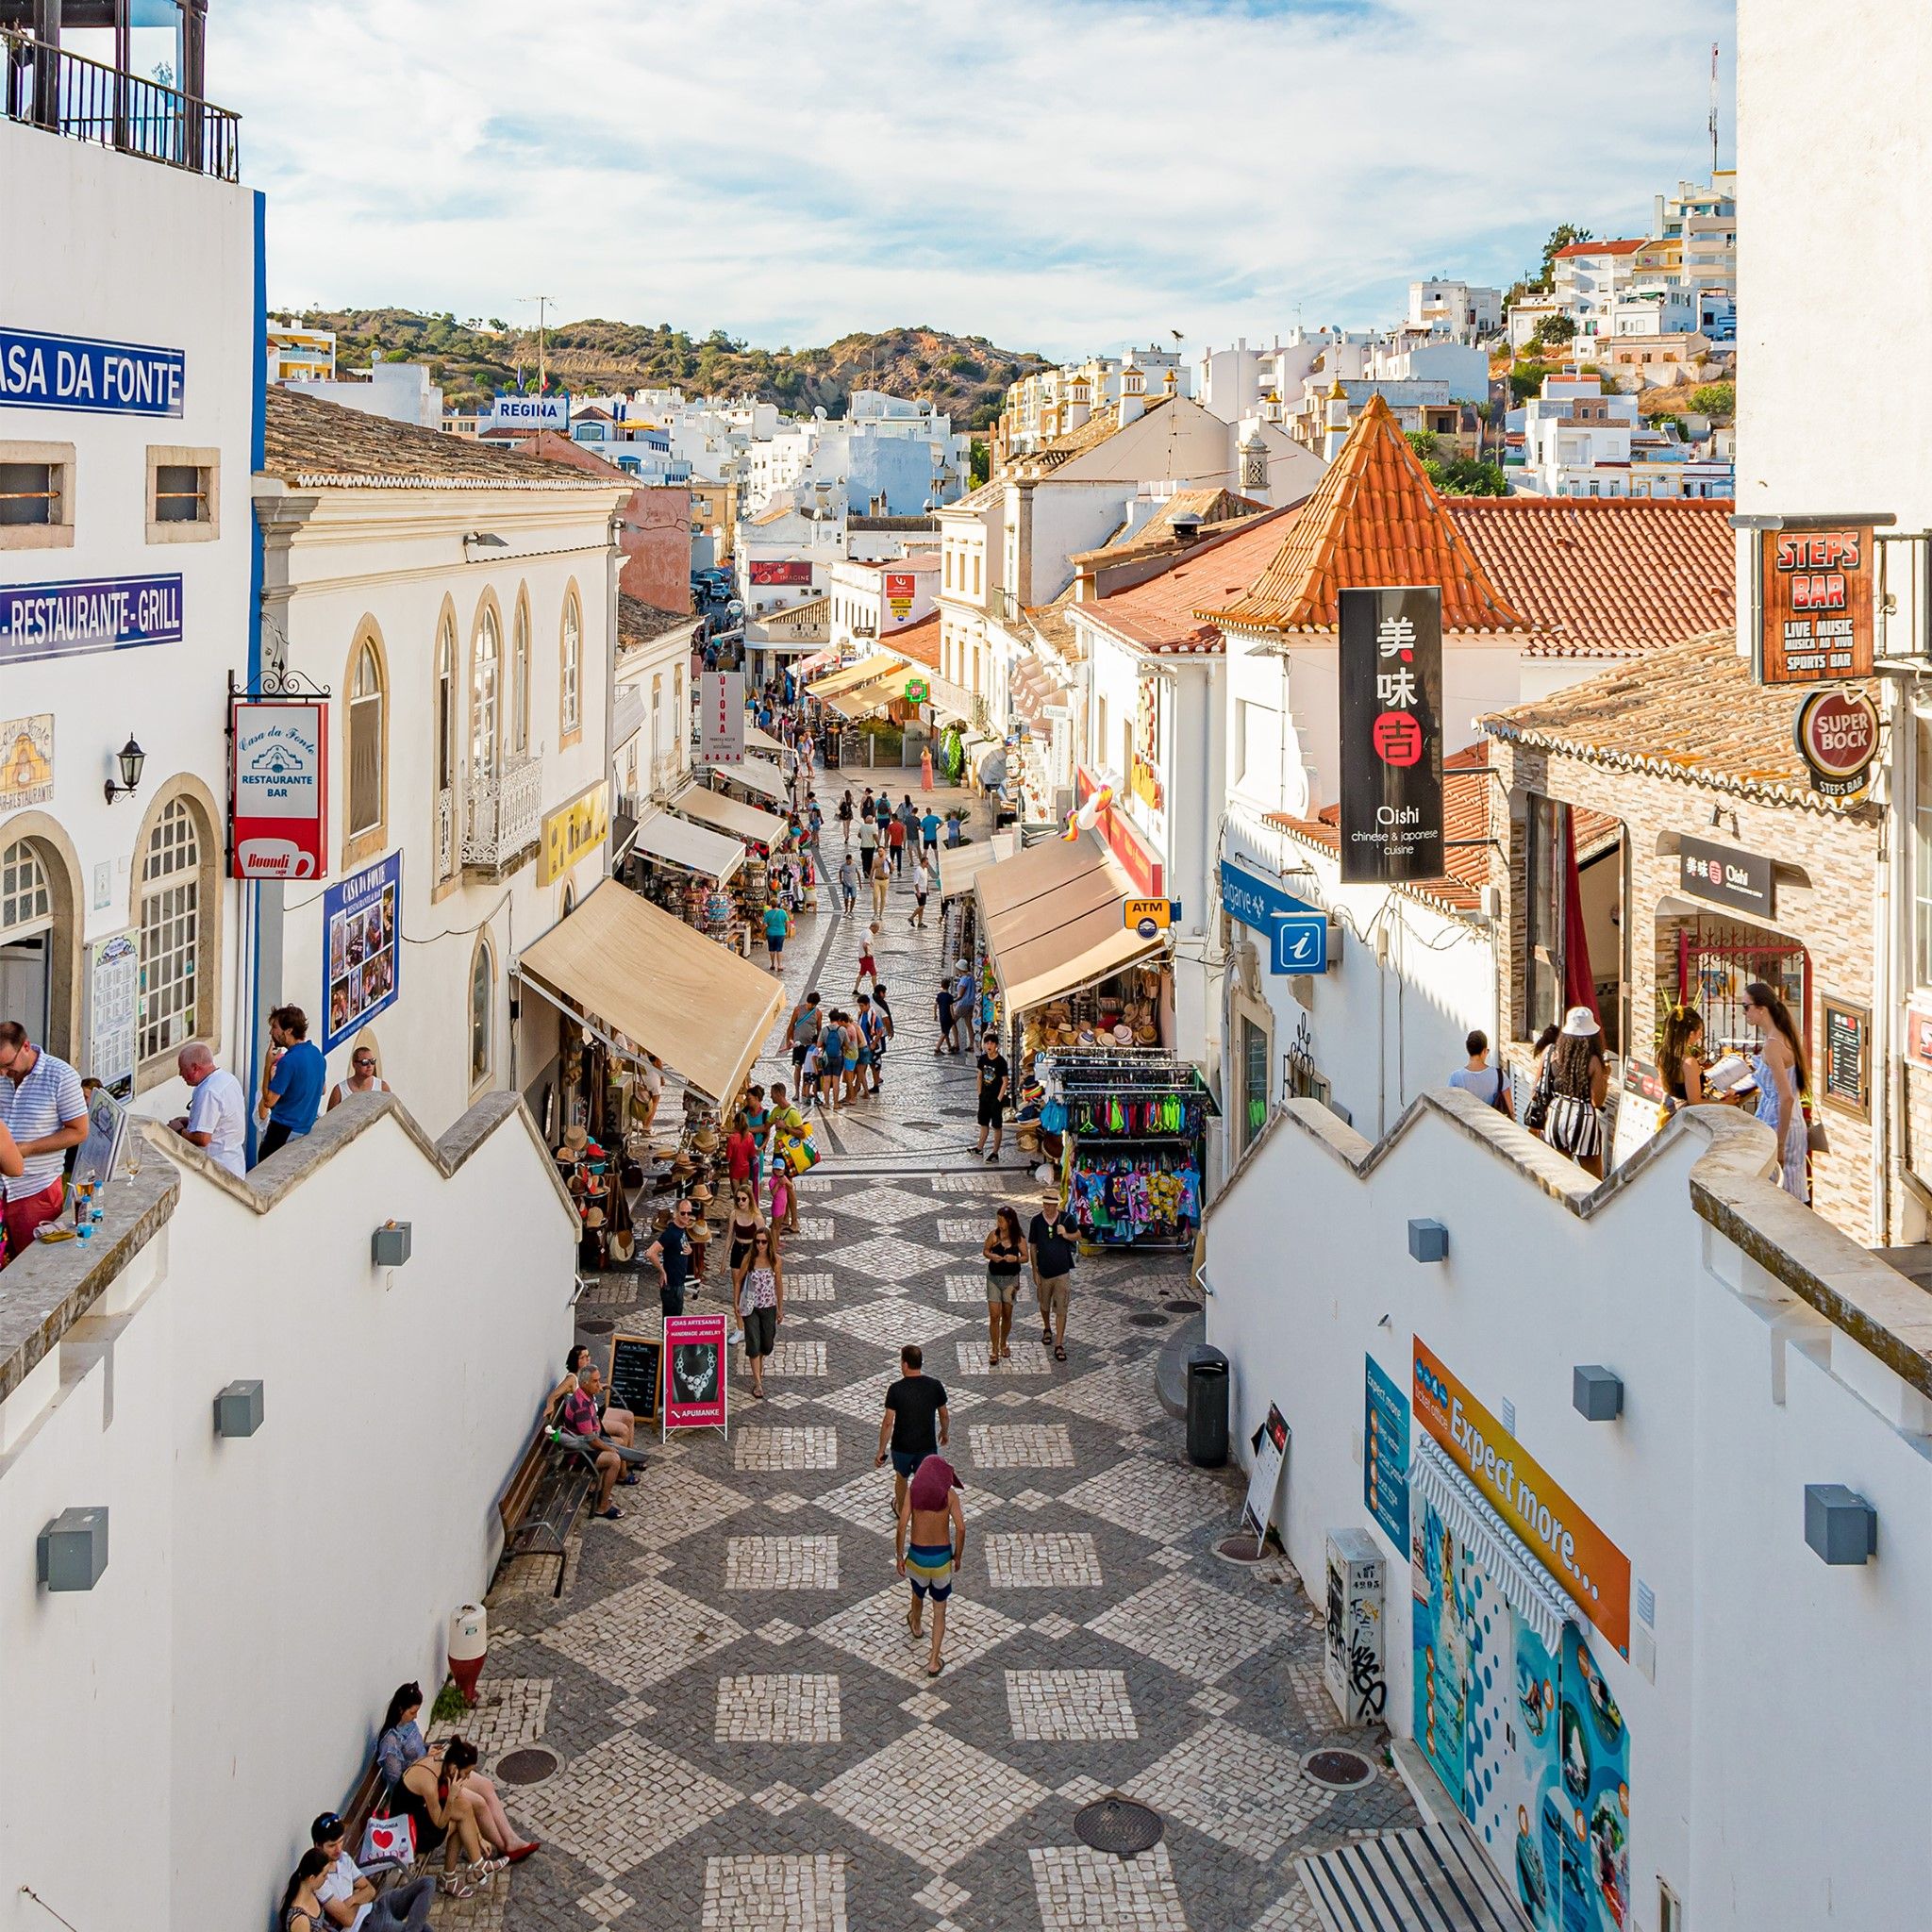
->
xmin=1510 ymin=374 xmax=1733 ymax=500
xmin=255 ymin=386 xmax=632 ymax=1137
xmin=277 ymin=358 xmax=444 ymax=429
xmin=995 ymin=345 xmax=1191 ymax=459
xmin=1655 ymin=171 xmax=1738 ymax=299
xmin=824 ymin=551 xmax=941 ymax=658
xmin=610 ymin=593 xmax=701 ymax=828
xmin=1407 ymin=278 xmax=1504 ymax=341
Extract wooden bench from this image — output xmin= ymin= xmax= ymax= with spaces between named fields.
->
xmin=337 ymin=1757 xmax=408 ymax=1891
xmin=494 ymin=1422 xmax=595 ymax=1598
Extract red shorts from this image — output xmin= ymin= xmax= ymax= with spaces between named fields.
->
xmin=2 ymin=1179 xmax=65 ymax=1268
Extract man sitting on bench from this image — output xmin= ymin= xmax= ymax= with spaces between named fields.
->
xmin=558 ymin=1365 xmax=630 ymax=1521
xmin=545 ymin=1344 xmax=643 ymax=1474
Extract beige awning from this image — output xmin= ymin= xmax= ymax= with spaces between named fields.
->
xmin=936 ymin=829 xmax=1020 ymax=901
xmin=974 ymin=830 xmax=1165 ymax=1014
xmin=631 ymin=807 xmax=744 ymax=881
xmin=810 ymin=651 xmax=908 ymax=699
xmin=708 ymin=756 xmax=789 ymax=803
xmin=745 ymin=724 xmax=786 ymax=754
xmin=672 ymin=782 xmax=790 ymax=846
xmin=515 ymin=880 xmax=783 ymax=1102
xmin=827 ymin=673 xmax=908 ymax=719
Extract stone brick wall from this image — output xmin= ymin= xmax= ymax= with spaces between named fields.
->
xmin=1487 ymin=735 xmax=1881 ymax=1240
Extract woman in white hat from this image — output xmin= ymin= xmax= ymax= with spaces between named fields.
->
xmin=1543 ymin=1006 xmax=1608 ymax=1179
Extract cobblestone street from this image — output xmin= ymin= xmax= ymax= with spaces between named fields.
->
xmin=469 ymin=812 xmax=1416 ymax=1932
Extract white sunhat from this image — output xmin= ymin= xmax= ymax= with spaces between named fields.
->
xmin=1560 ymin=1005 xmax=1601 ymax=1037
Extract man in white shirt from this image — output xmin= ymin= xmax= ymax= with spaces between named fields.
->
xmin=0 ymin=1021 xmax=89 ymax=1261
xmin=172 ymin=1042 xmax=248 ymax=1176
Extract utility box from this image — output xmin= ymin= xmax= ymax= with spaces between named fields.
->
xmin=1805 ymin=1484 xmax=1876 ymax=1566
xmin=38 ymin=1507 xmax=109 ymax=1592
xmin=371 ymin=1221 xmax=413 ymax=1268
xmin=213 ymin=1379 xmax=264 ymax=1439
xmin=1323 ymin=1527 xmax=1387 ymax=1726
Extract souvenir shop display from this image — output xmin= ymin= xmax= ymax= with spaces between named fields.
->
xmin=1037 ymin=1047 xmax=1211 ymax=1250
xmin=1019 ymin=964 xmax=1162 ymax=1057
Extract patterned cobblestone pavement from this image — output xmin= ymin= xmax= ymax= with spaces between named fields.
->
xmin=459 ymin=793 xmax=1413 ymax=1932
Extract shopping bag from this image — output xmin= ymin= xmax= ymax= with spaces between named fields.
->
xmin=785 ymin=1135 xmax=821 ymax=1174
xmin=358 ymin=1809 xmax=416 ymax=1869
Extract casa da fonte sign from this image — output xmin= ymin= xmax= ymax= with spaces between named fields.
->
xmin=0 ymin=325 xmax=184 ymax=416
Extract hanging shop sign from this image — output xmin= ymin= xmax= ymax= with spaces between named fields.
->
xmin=903 ymin=676 xmax=929 ymax=706
xmin=1 ymin=573 xmax=182 ymax=667
xmin=1076 ymin=765 xmax=1163 ymax=895
xmin=1274 ymin=912 xmax=1329 ymax=975
xmin=1675 ymin=833 xmax=1774 ymax=919
xmin=0 ymin=325 xmax=183 ymax=416
xmin=1755 ymin=523 xmax=1877 ymax=685
xmin=1124 ymin=896 xmax=1177 ymax=940
xmin=85 ymin=931 xmax=140 ymax=1101
xmin=697 ymin=669 xmax=747 ymax=768
xmin=322 ymin=850 xmax=402 ymax=1053
xmin=1793 ymin=687 xmax=1879 ymax=801
xmin=0 ymin=712 xmax=54 ymax=809
xmin=539 ymin=779 xmax=610 ymax=887
xmin=1413 ymin=1337 xmax=1631 ymax=1655
xmin=1364 ymin=1354 xmax=1410 ymax=1550
xmin=749 ymin=559 xmax=813 ymax=586
xmin=661 ymin=1311 xmax=728 ymax=1434
xmin=1820 ymin=994 xmax=1870 ymax=1120
xmin=486 ymin=391 xmax=569 ymax=430
xmin=1338 ymin=586 xmax=1443 ymax=884
xmin=230 ymin=698 xmax=327 ymax=881
xmin=884 ymin=572 xmax=917 ymax=620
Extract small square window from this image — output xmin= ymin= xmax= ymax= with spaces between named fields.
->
xmin=153 ymin=463 xmax=209 ymax=523
xmin=145 ymin=444 xmax=219 ymax=542
xmin=0 ymin=442 xmax=75 ymax=548
xmin=0 ymin=461 xmax=59 ymax=526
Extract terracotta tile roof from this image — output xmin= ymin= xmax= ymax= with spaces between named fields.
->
xmin=1070 ymin=489 xmax=1274 ymax=568
xmin=617 ymin=595 xmax=698 ymax=650
xmin=1553 ymin=238 xmax=1647 ymax=258
xmin=1202 ymin=396 xmax=1526 ymax=634
xmin=1483 ymin=630 xmax=1876 ymax=809
xmin=261 ymin=386 xmax=616 ymax=491
xmin=890 ymin=609 xmax=941 ymax=670
xmin=1027 ymin=596 xmax=1080 ymax=661
xmin=1076 ymin=508 xmax=1300 ymax=656
xmin=1445 ymin=497 xmax=1735 ymax=658
xmin=1264 ymin=742 xmax=1496 ymax=914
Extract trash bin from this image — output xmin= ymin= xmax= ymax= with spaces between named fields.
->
xmin=1185 ymin=1345 xmax=1229 ymax=1468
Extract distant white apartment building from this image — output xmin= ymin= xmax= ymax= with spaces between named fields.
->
xmin=1656 ymin=171 xmax=1738 ymax=296
xmin=994 ymin=345 xmax=1191 ymax=459
xmin=1508 ymin=374 xmax=1734 ymax=498
xmin=735 ymin=391 xmax=966 ymax=518
xmin=1407 ymin=278 xmax=1503 ymax=340
xmin=266 ymin=320 xmax=337 ymax=380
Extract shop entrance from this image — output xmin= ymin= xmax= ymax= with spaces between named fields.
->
xmin=1665 ymin=914 xmax=1809 ymax=1060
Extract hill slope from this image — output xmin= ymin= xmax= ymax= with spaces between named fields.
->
xmin=287 ymin=310 xmax=1047 ymax=426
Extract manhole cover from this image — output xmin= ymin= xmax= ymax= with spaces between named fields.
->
xmin=902 ymin=1120 xmax=939 ymax=1129
xmin=1073 ymin=1795 xmax=1163 ymax=1857
xmin=940 ymin=1107 xmax=976 ymax=1120
xmin=1162 ymin=1299 xmax=1201 ymax=1314
xmin=1303 ymin=1747 xmax=1377 ymax=1791
xmin=577 ymin=1318 xmax=615 ymax=1334
xmin=1215 ymin=1533 xmax=1266 ymax=1563
xmin=1128 ymin=1310 xmax=1171 ymax=1328
xmin=494 ymin=1747 xmax=559 ymax=1786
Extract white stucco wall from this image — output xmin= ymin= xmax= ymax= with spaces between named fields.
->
xmin=0 ymin=1098 xmax=575 ymax=1932
xmin=1205 ymin=1097 xmax=1932 ymax=1932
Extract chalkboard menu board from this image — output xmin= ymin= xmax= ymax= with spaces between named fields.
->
xmin=1821 ymin=996 xmax=1870 ymax=1119
xmin=608 ymin=1333 xmax=661 ymax=1422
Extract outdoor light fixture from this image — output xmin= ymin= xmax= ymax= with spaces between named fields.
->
xmin=1804 ymin=1484 xmax=1876 ymax=1566
xmin=1573 ymin=1365 xmax=1624 ymax=1422
xmin=1407 ymin=1218 xmax=1449 ymax=1263
xmin=462 ymin=530 xmax=508 ymax=562
xmin=372 ymin=1220 xmax=413 ymax=1268
xmin=102 ymin=735 xmax=145 ymax=805
xmin=37 ymin=1507 xmax=108 ymax=1591
xmin=213 ymin=1379 xmax=265 ymax=1439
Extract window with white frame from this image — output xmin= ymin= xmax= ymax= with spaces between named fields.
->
xmin=347 ymin=639 xmax=385 ymax=839
xmin=138 ymin=799 xmax=201 ymax=1064
xmin=561 ymin=593 xmax=583 ymax=737
xmin=472 ymin=607 xmax=501 ymax=786
xmin=510 ymin=596 xmax=531 ymax=756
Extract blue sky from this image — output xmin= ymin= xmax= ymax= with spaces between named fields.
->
xmin=211 ymin=0 xmax=1735 ymax=361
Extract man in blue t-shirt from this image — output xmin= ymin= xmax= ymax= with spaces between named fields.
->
xmin=257 ymin=1004 xmax=326 ymax=1162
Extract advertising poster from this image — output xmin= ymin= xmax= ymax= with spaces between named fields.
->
xmin=231 ymin=698 xmax=328 ymax=881
xmin=698 ymin=671 xmax=747 ymax=768
xmin=539 ymin=780 xmax=609 ymax=887
xmin=322 ymin=851 xmax=402 ymax=1052
xmin=1338 ymin=586 xmax=1442 ymax=883
xmin=749 ymin=559 xmax=813 ymax=586
xmin=1241 ymin=1403 xmax=1290 ymax=1541
xmin=1364 ymin=1353 xmax=1410 ymax=1549
xmin=1756 ymin=525 xmax=1874 ymax=685
xmin=86 ymin=931 xmax=140 ymax=1101
xmin=661 ymin=1311 xmax=728 ymax=1433
xmin=884 ymin=571 xmax=916 ymax=620
xmin=0 ymin=712 xmax=54 ymax=809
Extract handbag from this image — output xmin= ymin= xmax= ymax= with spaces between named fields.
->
xmin=1806 ymin=1113 xmax=1830 ymax=1154
xmin=358 ymin=1807 xmax=415 ymax=1870
xmin=1523 ymin=1058 xmax=1554 ymax=1134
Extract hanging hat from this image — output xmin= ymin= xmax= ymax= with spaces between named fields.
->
xmin=582 ymin=1206 xmax=607 ymax=1229
xmin=689 ymin=1182 xmax=713 ymax=1203
xmin=563 ymin=1125 xmax=589 ymax=1150
xmin=1561 ymin=1006 xmax=1602 ymax=1038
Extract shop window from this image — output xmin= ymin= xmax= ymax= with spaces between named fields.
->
xmin=0 ymin=442 xmax=74 ymax=548
xmin=561 ymin=591 xmax=583 ymax=740
xmin=346 ymin=638 xmax=386 ymax=843
xmin=138 ymin=798 xmax=203 ymax=1065
xmin=434 ymin=612 xmax=458 ymax=883
xmin=1240 ymin=1016 xmax=1270 ymax=1153
xmin=1674 ymin=918 xmax=1807 ymax=1061
xmin=469 ymin=935 xmax=494 ymax=1088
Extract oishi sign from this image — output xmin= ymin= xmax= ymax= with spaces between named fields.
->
xmin=1793 ymin=687 xmax=1879 ymax=801
xmin=1338 ymin=586 xmax=1443 ymax=884
xmin=1755 ymin=522 xmax=1878 ymax=685
xmin=230 ymin=699 xmax=327 ymax=880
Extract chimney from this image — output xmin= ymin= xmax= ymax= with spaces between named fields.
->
xmin=1118 ymin=393 xmax=1145 ymax=427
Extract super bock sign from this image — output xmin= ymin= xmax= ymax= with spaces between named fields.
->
xmin=1338 ymin=587 xmax=1442 ymax=884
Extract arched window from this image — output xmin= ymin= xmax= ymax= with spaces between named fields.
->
xmin=472 ymin=606 xmax=501 ymax=786
xmin=509 ymin=594 xmax=531 ymax=757
xmin=0 ymin=840 xmax=54 ymax=1040
xmin=347 ymin=638 xmax=385 ymax=839
xmin=560 ymin=593 xmax=582 ymax=738
xmin=138 ymin=798 xmax=201 ymax=1064
xmin=469 ymin=936 xmax=494 ymax=1087
xmin=434 ymin=613 xmax=458 ymax=882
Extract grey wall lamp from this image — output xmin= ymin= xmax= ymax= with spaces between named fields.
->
xmin=1805 ymin=1484 xmax=1876 ymax=1566
xmin=103 ymin=735 xmax=146 ymax=805
xmin=214 ymin=1379 xmax=264 ymax=1438
xmin=38 ymin=1507 xmax=108 ymax=1591
xmin=1407 ymin=1218 xmax=1448 ymax=1263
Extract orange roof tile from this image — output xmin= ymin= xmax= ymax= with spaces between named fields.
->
xmin=1201 ymin=396 xmax=1526 ymax=635
xmin=890 ymin=609 xmax=941 ymax=670
xmin=1076 ymin=508 xmax=1299 ymax=656
xmin=1553 ymin=238 xmax=1647 ymax=258
xmin=1445 ymin=496 xmax=1735 ymax=658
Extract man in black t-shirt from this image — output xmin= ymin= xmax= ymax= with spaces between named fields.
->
xmin=972 ymin=1031 xmax=1008 ymax=1163
xmin=874 ymin=1343 xmax=951 ymax=1512
xmin=1028 ymin=1192 xmax=1080 ymax=1358
xmin=645 ymin=1196 xmax=695 ymax=1318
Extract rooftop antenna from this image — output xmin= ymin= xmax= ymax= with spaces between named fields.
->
xmin=523 ymin=294 xmax=555 ymax=391
xmin=1708 ymin=41 xmax=1720 ymax=184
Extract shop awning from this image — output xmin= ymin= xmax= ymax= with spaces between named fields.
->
xmin=745 ymin=724 xmax=786 ymax=755
xmin=827 ymin=673 xmax=907 ymax=719
xmin=708 ymin=756 xmax=788 ymax=804
xmin=974 ymin=831 xmax=1165 ymax=1015
xmin=1408 ymin=1438 xmax=1574 ymax=1655
xmin=794 ymin=645 xmax=841 ymax=675
xmin=936 ymin=830 xmax=1020 ymax=901
xmin=811 ymin=651 xmax=908 ymax=699
xmin=630 ymin=807 xmax=744 ymax=881
xmin=672 ymin=782 xmax=789 ymax=847
xmin=514 ymin=879 xmax=783 ymax=1102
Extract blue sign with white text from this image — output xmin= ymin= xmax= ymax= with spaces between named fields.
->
xmin=0 ymin=326 xmax=184 ymax=416
xmin=1364 ymin=1352 xmax=1410 ymax=1549
xmin=1274 ymin=913 xmax=1330 ymax=975
xmin=0 ymin=574 xmax=184 ymax=665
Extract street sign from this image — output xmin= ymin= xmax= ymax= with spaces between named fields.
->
xmin=1274 ymin=912 xmax=1330 ymax=975
xmin=1124 ymin=896 xmax=1177 ymax=941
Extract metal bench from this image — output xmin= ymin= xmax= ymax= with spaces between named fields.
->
xmin=494 ymin=1424 xmax=595 ymax=1599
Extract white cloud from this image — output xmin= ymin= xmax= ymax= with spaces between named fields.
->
xmin=211 ymin=0 xmax=1734 ymax=358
